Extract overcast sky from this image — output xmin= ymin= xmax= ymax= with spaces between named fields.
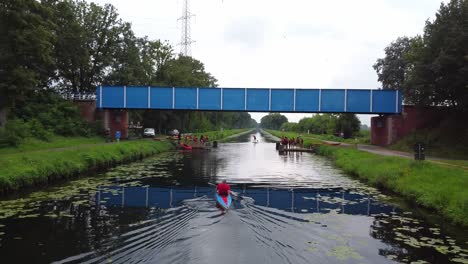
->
xmin=91 ymin=0 xmax=445 ymax=125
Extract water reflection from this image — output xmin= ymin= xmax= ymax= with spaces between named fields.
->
xmin=96 ymin=186 xmax=392 ymax=216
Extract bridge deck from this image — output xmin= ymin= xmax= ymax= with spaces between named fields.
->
xmin=96 ymin=86 xmax=402 ymax=114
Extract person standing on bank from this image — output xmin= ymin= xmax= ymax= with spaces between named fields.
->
xmin=115 ymin=130 xmax=121 ymax=143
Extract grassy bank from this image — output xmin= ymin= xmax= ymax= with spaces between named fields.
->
xmin=264 ymin=130 xmax=323 ymax=146
xmin=267 ymin=129 xmax=468 ymax=226
xmin=317 ymin=146 xmax=468 ymax=226
xmin=390 ymin=128 xmax=468 ymax=160
xmin=0 ymin=140 xmax=173 ymax=195
xmin=0 ymin=136 xmax=104 ymax=155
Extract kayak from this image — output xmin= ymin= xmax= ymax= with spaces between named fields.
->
xmin=215 ymin=193 xmax=232 ymax=210
xmin=180 ymin=143 xmax=192 ymax=150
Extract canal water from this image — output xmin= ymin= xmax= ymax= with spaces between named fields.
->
xmin=0 ymin=132 xmax=466 ymax=263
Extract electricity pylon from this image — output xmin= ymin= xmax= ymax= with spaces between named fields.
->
xmin=178 ymin=0 xmax=195 ymax=56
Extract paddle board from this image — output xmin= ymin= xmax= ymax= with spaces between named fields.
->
xmin=215 ymin=193 xmax=232 ymax=210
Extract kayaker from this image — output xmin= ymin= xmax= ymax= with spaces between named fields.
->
xmin=253 ymin=135 xmax=257 ymax=141
xmin=216 ymin=180 xmax=231 ymax=196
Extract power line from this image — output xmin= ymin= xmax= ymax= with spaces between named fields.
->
xmin=178 ymin=0 xmax=195 ymax=56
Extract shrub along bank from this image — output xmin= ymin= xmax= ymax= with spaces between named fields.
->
xmin=267 ymin=129 xmax=468 ymax=226
xmin=0 ymin=140 xmax=173 ymax=195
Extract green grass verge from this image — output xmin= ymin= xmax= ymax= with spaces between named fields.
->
xmin=319 ymin=146 xmax=468 ymax=226
xmin=389 ymin=129 xmax=468 ymax=160
xmin=308 ymin=132 xmax=370 ymax=144
xmin=268 ymin=129 xmax=468 ymax=226
xmin=0 ymin=140 xmax=173 ymax=195
xmin=0 ymin=136 xmax=104 ymax=155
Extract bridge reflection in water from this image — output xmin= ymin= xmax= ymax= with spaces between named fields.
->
xmin=96 ymin=186 xmax=396 ymax=216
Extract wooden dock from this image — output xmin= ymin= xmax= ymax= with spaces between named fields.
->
xmin=277 ymin=144 xmax=316 ymax=153
xmin=282 ymin=148 xmax=315 ymax=153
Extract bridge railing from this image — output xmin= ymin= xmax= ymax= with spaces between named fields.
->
xmin=62 ymin=93 xmax=96 ymax=101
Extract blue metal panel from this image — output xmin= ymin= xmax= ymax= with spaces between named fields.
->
xmin=126 ymin=86 xmax=148 ymax=109
xmin=295 ymin=89 xmax=319 ymax=111
xmin=96 ymin=87 xmax=101 ymax=108
xmin=175 ymin=87 xmax=197 ymax=109
xmin=102 ymin=86 xmax=124 ymax=108
xmin=347 ymin=90 xmax=371 ymax=113
xmin=223 ymin=88 xmax=245 ymax=110
xmin=98 ymin=86 xmax=402 ymax=114
xmin=124 ymin=187 xmax=146 ymax=207
xmin=321 ymin=89 xmax=345 ymax=112
xmin=247 ymin=88 xmax=269 ymax=111
xmin=372 ymin=90 xmax=397 ymax=113
xmin=151 ymin=87 xmax=172 ymax=109
xmin=148 ymin=188 xmax=171 ymax=208
xmin=268 ymin=189 xmax=292 ymax=211
xmin=271 ymin=89 xmax=294 ymax=111
xmin=199 ymin=88 xmax=221 ymax=110
xmin=398 ymin=91 xmax=403 ymax=113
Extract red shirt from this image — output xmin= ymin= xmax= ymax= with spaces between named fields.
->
xmin=217 ymin=183 xmax=231 ymax=196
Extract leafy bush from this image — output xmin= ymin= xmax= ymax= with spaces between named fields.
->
xmin=2 ymin=119 xmax=31 ymax=146
xmin=0 ymin=90 xmax=98 ymax=148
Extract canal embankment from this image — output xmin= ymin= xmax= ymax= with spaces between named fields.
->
xmin=265 ymin=129 xmax=468 ymax=226
xmin=0 ymin=139 xmax=174 ymax=195
xmin=0 ymin=129 xmax=254 ymax=196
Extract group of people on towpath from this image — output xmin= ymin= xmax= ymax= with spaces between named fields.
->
xmin=281 ymin=136 xmax=303 ymax=149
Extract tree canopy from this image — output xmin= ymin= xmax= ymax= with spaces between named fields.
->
xmin=280 ymin=114 xmax=361 ymax=139
xmin=260 ymin=114 xmax=288 ymax=130
xmin=375 ymin=0 xmax=468 ymax=113
xmin=0 ymin=0 xmax=255 ymax=145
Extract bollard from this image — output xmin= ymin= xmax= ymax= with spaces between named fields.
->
xmin=213 ymin=141 xmax=218 ymax=148
xmin=276 ymin=142 xmax=280 ymax=150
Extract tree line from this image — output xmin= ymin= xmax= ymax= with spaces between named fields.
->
xmin=374 ymin=0 xmax=467 ymax=114
xmin=0 ymin=0 xmax=256 ymax=145
xmin=260 ymin=113 xmax=361 ymax=139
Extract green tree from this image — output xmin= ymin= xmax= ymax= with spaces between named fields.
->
xmin=373 ymin=37 xmax=413 ymax=90
xmin=281 ymin=122 xmax=299 ymax=131
xmin=52 ymin=0 xmax=125 ymax=93
xmin=405 ymin=0 xmax=468 ymax=112
xmin=335 ymin=114 xmax=361 ymax=138
xmin=0 ymin=0 xmax=55 ymax=107
xmin=159 ymin=55 xmax=218 ymax=87
xmin=260 ymin=113 xmax=288 ymax=130
xmin=140 ymin=38 xmax=173 ymax=85
xmin=376 ymin=0 xmax=468 ymax=113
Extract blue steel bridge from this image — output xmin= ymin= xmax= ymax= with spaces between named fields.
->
xmin=96 ymin=86 xmax=402 ymax=114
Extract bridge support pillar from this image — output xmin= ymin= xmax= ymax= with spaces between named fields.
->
xmin=103 ymin=109 xmax=128 ymax=139
xmin=371 ymin=105 xmax=446 ymax=146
